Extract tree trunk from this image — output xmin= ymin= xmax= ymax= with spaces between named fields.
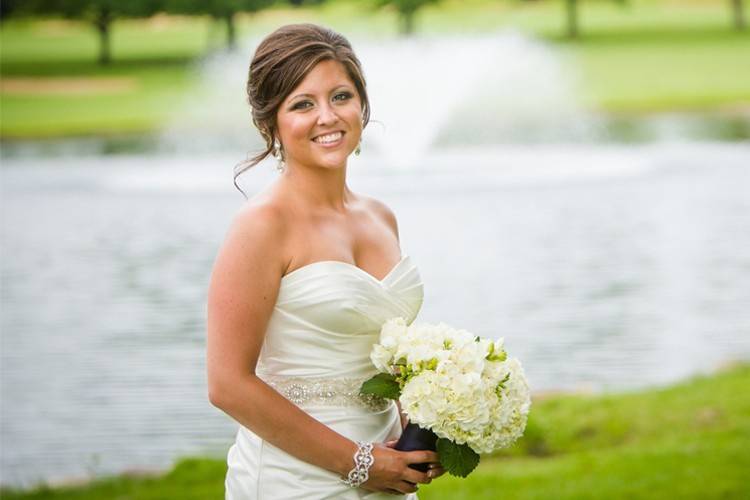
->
xmin=731 ymin=0 xmax=746 ymax=30
xmin=565 ymin=0 xmax=579 ymax=39
xmin=206 ymin=14 xmax=220 ymax=51
xmin=225 ymin=11 xmax=236 ymax=50
xmin=94 ymin=6 xmax=113 ymax=65
xmin=400 ymin=9 xmax=415 ymax=36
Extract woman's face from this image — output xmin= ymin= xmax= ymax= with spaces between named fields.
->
xmin=275 ymin=59 xmax=363 ymax=171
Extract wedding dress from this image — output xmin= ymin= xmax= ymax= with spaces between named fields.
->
xmin=225 ymin=253 xmax=424 ymax=500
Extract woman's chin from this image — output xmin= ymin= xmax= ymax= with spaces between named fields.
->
xmin=316 ymin=154 xmax=349 ymax=170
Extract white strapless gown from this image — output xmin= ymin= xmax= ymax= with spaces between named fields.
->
xmin=225 ymin=254 xmax=424 ymax=500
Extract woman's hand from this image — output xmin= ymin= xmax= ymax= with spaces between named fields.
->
xmin=383 ymin=439 xmax=446 ymax=481
xmin=356 ymin=440 xmax=446 ymax=495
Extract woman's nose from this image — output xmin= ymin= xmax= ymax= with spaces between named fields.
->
xmin=317 ymin=103 xmax=339 ymax=125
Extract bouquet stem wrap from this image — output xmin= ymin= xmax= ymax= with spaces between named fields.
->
xmin=395 ymin=422 xmax=438 ymax=472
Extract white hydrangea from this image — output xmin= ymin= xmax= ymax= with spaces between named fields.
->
xmin=369 ymin=317 xmax=408 ymax=372
xmin=369 ymin=317 xmax=532 ymax=455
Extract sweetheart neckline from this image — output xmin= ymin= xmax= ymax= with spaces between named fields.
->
xmin=280 ymin=254 xmax=409 ymax=284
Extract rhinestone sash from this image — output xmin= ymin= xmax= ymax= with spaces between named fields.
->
xmin=261 ymin=374 xmax=392 ymax=412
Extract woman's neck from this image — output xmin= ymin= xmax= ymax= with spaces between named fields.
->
xmin=279 ymin=161 xmax=353 ymax=214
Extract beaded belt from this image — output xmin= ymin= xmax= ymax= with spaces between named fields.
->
xmin=261 ymin=374 xmax=392 ymax=412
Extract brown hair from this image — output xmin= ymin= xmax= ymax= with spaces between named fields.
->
xmin=234 ymin=23 xmax=371 ymax=197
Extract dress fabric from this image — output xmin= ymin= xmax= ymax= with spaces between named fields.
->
xmin=225 ymin=253 xmax=424 ymax=500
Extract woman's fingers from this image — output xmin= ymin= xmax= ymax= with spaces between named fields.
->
xmin=383 ymin=439 xmax=398 ymax=448
xmin=404 ymin=449 xmax=440 ymax=464
xmin=398 ymin=480 xmax=420 ymax=494
xmin=403 ymin=467 xmax=431 ymax=485
xmin=428 ymin=466 xmax=446 ymax=478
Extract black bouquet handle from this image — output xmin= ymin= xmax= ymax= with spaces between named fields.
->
xmin=394 ymin=421 xmax=439 ymax=472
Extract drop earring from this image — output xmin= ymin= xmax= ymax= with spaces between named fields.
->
xmin=272 ymin=138 xmax=285 ymax=172
xmin=354 ymin=140 xmax=361 ymax=156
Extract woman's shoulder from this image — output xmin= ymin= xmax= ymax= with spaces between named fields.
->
xmin=226 ymin=192 xmax=290 ymax=256
xmin=233 ymin=193 xmax=287 ymax=231
xmin=357 ymin=193 xmax=399 ymax=239
xmin=209 ymin=194 xmax=290 ymax=294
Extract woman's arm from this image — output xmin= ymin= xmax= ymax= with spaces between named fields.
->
xmin=207 ymin=201 xmax=356 ymax=475
xmin=206 ymin=201 xmax=438 ymax=494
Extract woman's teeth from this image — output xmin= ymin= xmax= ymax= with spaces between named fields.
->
xmin=313 ymin=132 xmax=343 ymax=144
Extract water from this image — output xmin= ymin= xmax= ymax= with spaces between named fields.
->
xmin=1 ymin=30 xmax=750 ymax=488
xmin=2 ymin=142 xmax=749 ymax=488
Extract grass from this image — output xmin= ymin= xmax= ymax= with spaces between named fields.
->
xmin=0 ymin=16 xmax=205 ymax=138
xmin=1 ymin=0 xmax=749 ymax=138
xmin=567 ymin=27 xmax=750 ymax=112
xmin=2 ymin=360 xmax=748 ymax=499
xmin=0 ymin=459 xmax=227 ymax=500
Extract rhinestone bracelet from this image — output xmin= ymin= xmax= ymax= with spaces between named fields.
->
xmin=341 ymin=441 xmax=375 ymax=488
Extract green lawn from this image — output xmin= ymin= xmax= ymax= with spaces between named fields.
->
xmin=0 ymin=15 xmax=205 ymax=138
xmin=1 ymin=0 xmax=749 ymax=138
xmin=3 ymin=361 xmax=748 ymax=499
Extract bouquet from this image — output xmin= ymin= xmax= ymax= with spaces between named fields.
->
xmin=360 ymin=317 xmax=531 ymax=478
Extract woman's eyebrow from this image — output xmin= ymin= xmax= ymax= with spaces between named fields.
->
xmin=290 ymin=92 xmax=314 ymax=100
xmin=289 ymin=85 xmax=354 ymax=101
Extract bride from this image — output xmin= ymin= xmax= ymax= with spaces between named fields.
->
xmin=206 ymin=24 xmax=446 ymax=499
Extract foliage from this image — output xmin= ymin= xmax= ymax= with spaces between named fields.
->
xmin=373 ymin=0 xmax=442 ymax=34
xmin=436 ymin=438 xmax=481 ymax=478
xmin=561 ymin=0 xmax=744 ymax=39
xmin=730 ymin=0 xmax=746 ymax=30
xmin=360 ymin=372 xmax=402 ymax=400
xmin=0 ymin=0 xmax=166 ymax=64
xmin=165 ymin=0 xmax=273 ymax=49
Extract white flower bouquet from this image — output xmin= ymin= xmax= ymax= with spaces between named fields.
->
xmin=360 ymin=317 xmax=531 ymax=477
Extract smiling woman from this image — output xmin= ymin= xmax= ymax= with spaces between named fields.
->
xmin=275 ymin=59 xmax=363 ymax=171
xmin=233 ymin=23 xmax=371 ymax=196
xmin=208 ymin=23 xmax=445 ymax=500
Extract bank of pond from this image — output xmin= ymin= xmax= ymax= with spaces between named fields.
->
xmin=3 ymin=360 xmax=748 ymax=499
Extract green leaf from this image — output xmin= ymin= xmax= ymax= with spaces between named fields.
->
xmin=436 ymin=438 xmax=481 ymax=478
xmin=360 ymin=372 xmax=401 ymax=399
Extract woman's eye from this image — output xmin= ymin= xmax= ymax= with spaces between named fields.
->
xmin=292 ymin=101 xmax=312 ymax=110
xmin=333 ymin=92 xmax=353 ymax=102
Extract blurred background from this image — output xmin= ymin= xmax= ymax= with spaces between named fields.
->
xmin=1 ymin=0 xmax=749 ymax=497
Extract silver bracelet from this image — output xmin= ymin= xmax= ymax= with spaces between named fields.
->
xmin=340 ymin=441 xmax=375 ymax=487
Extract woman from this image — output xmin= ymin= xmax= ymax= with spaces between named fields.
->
xmin=207 ymin=24 xmax=445 ymax=499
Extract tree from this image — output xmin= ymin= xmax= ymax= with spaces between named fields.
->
xmin=565 ymin=0 xmax=578 ymax=39
xmin=562 ymin=0 xmax=629 ymax=40
xmin=731 ymin=0 xmax=746 ymax=30
xmin=287 ymin=0 xmax=326 ymax=6
xmin=374 ymin=0 xmax=442 ymax=35
xmin=166 ymin=0 xmax=272 ymax=51
xmin=0 ymin=0 xmax=165 ymax=65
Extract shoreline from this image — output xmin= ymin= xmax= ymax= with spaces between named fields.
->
xmin=2 ymin=106 xmax=749 ymax=143
xmin=3 ymin=357 xmax=747 ymax=495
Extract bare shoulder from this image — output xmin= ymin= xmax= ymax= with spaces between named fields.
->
xmin=219 ymin=195 xmax=290 ymax=278
xmin=232 ymin=196 xmax=287 ymax=236
xmin=359 ymin=194 xmax=400 ymax=242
